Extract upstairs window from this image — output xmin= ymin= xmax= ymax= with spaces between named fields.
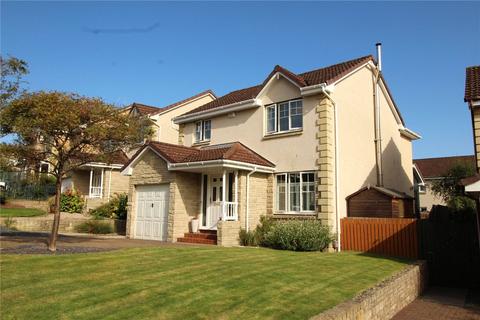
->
xmin=195 ymin=120 xmax=211 ymax=143
xmin=266 ymin=99 xmax=303 ymax=134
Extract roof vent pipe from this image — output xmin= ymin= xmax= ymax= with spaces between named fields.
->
xmin=374 ymin=43 xmax=384 ymax=187
xmin=376 ymin=43 xmax=382 ymax=71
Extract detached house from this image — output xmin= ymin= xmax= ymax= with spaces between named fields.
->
xmin=63 ymin=90 xmax=216 ymax=211
xmin=122 ymin=45 xmax=420 ymax=246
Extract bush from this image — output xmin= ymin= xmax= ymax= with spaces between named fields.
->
xmin=90 ymin=193 xmax=128 ymax=220
xmin=75 ymin=220 xmax=113 ymax=234
xmin=60 ymin=189 xmax=84 ymax=213
xmin=239 ymin=229 xmax=257 ymax=246
xmin=254 ymin=215 xmax=275 ymax=246
xmin=264 ymin=220 xmax=333 ymax=251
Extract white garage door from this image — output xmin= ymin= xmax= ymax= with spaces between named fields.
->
xmin=135 ymin=184 xmax=169 ymax=241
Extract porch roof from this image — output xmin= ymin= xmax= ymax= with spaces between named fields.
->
xmin=122 ymin=141 xmax=275 ymax=174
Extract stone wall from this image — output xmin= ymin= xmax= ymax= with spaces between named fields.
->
xmin=126 ymin=149 xmax=174 ymax=237
xmin=169 ymin=172 xmax=201 ymax=242
xmin=217 ymin=220 xmax=241 ymax=246
xmin=7 ymin=199 xmax=50 ymax=212
xmin=316 ymin=97 xmax=337 ymax=231
xmin=247 ymin=172 xmax=273 ymax=231
xmin=0 ymin=213 xmax=125 ymax=234
xmin=310 ymin=261 xmax=428 ymax=320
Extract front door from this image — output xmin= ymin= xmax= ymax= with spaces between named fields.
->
xmin=205 ymin=175 xmax=223 ymax=229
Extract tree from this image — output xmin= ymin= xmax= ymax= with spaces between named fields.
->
xmin=1 ymin=55 xmax=28 ymax=109
xmin=0 ymin=91 xmax=150 ymax=251
xmin=431 ymin=163 xmax=476 ymax=211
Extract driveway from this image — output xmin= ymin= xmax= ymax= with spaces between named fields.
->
xmin=392 ymin=287 xmax=480 ymax=320
xmin=0 ymin=230 xmax=188 ymax=254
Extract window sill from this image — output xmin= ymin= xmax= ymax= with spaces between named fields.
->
xmin=263 ymin=129 xmax=303 ymax=140
xmin=192 ymin=140 xmax=210 ymax=147
xmin=273 ymin=212 xmax=317 ymax=219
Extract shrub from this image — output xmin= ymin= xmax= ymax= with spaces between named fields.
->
xmin=90 ymin=193 xmax=128 ymax=220
xmin=60 ymin=189 xmax=84 ymax=213
xmin=75 ymin=220 xmax=113 ymax=234
xmin=239 ymin=229 xmax=257 ymax=246
xmin=254 ymin=215 xmax=275 ymax=246
xmin=264 ymin=220 xmax=333 ymax=251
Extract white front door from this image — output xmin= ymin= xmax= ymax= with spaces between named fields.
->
xmin=205 ymin=176 xmax=223 ymax=229
xmin=135 ymin=184 xmax=169 ymax=241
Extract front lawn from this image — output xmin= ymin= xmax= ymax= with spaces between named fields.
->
xmin=0 ymin=208 xmax=46 ymax=217
xmin=0 ymin=247 xmax=408 ymax=320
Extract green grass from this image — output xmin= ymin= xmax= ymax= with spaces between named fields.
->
xmin=0 ymin=247 xmax=408 ymax=320
xmin=0 ymin=208 xmax=46 ymax=217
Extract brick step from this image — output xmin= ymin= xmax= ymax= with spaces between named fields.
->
xmin=177 ymin=237 xmax=217 ymax=245
xmin=183 ymin=232 xmax=217 ymax=240
xmin=199 ymin=229 xmax=217 ymax=235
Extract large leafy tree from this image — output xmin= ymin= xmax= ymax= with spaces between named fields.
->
xmin=1 ymin=55 xmax=28 ymax=109
xmin=0 ymin=91 xmax=150 ymax=251
xmin=431 ymin=163 xmax=476 ymax=211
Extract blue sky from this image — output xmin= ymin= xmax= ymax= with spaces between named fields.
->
xmin=1 ymin=1 xmax=479 ymax=159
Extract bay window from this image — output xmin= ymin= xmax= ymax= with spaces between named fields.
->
xmin=195 ymin=119 xmax=211 ymax=143
xmin=276 ymin=171 xmax=315 ymax=213
xmin=265 ymin=99 xmax=303 ymax=134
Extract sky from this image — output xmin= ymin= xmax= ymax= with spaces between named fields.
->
xmin=1 ymin=1 xmax=479 ymax=159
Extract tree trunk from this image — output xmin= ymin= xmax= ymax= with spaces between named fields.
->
xmin=48 ymin=178 xmax=62 ymax=252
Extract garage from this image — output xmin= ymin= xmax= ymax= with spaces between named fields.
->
xmin=134 ymin=184 xmax=169 ymax=241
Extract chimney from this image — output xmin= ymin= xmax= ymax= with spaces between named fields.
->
xmin=376 ymin=42 xmax=382 ymax=72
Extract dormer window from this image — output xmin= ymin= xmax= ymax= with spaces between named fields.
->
xmin=195 ymin=119 xmax=211 ymax=143
xmin=266 ymin=99 xmax=303 ymax=135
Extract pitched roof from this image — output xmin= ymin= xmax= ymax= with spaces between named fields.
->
xmin=413 ymin=155 xmax=476 ymax=179
xmin=81 ymin=150 xmax=129 ymax=166
xmin=465 ymin=66 xmax=480 ymax=102
xmin=123 ymin=141 xmax=275 ymax=170
xmin=182 ymin=55 xmax=374 ymax=117
xmin=461 ymin=173 xmax=480 ymax=187
xmin=128 ymin=90 xmax=216 ymax=116
xmin=151 ymin=89 xmax=216 ymax=115
xmin=130 ymin=103 xmax=161 ymax=116
xmin=346 ymin=185 xmax=413 ymax=200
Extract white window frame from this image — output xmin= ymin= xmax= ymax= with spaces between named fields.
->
xmin=195 ymin=119 xmax=211 ymax=143
xmin=265 ymin=99 xmax=303 ymax=135
xmin=266 ymin=105 xmax=277 ymax=134
xmin=275 ymin=171 xmax=316 ymax=214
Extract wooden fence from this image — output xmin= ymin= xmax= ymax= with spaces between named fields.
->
xmin=340 ymin=217 xmax=419 ymax=259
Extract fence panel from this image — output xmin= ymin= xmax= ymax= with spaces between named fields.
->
xmin=341 ymin=217 xmax=418 ymax=259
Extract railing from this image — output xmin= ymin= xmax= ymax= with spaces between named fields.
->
xmin=89 ymin=186 xmax=102 ymax=198
xmin=222 ymin=201 xmax=238 ymax=221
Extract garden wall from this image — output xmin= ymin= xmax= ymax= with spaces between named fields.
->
xmin=0 ymin=213 xmax=126 ymax=235
xmin=310 ymin=261 xmax=427 ymax=320
xmin=6 ymin=199 xmax=50 ymax=212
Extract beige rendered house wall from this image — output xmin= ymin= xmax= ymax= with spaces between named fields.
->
xmin=182 ymin=77 xmax=319 ymax=173
xmin=150 ymin=94 xmax=215 ymax=144
xmin=332 ymin=65 xmax=414 ymax=218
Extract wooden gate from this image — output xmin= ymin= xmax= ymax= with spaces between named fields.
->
xmin=341 ymin=217 xmax=419 ymax=259
xmin=418 ymin=206 xmax=480 ymax=287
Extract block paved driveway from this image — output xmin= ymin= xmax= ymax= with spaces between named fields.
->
xmin=392 ymin=287 xmax=480 ymax=320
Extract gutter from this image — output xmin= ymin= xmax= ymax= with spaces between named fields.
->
xmin=173 ymin=99 xmax=261 ymax=124
xmin=167 ymin=159 xmax=275 ymax=173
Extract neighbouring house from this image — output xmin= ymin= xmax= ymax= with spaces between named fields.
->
xmin=61 ymin=151 xmax=130 ymax=211
xmin=461 ymin=65 xmax=480 ymax=251
xmin=122 ymin=46 xmax=420 ymax=246
xmin=64 ymin=90 xmax=216 ymax=211
xmin=123 ymin=90 xmax=216 ymax=146
xmin=413 ymin=155 xmax=476 ymax=212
